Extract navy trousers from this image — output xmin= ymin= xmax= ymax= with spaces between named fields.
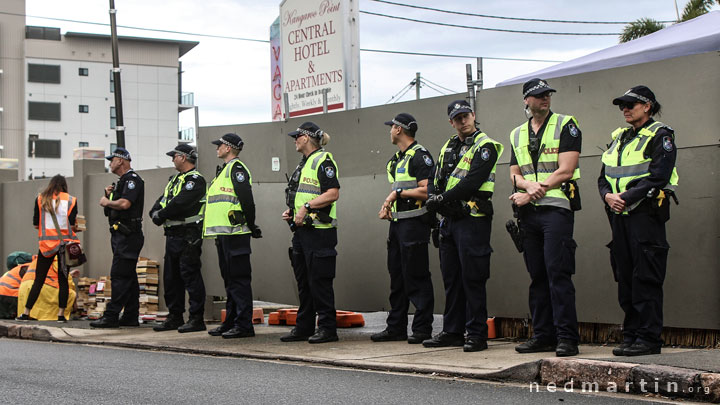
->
xmin=439 ymin=215 xmax=492 ymax=340
xmin=520 ymin=207 xmax=579 ymax=343
xmin=291 ymin=227 xmax=337 ymax=334
xmin=105 ymin=231 xmax=143 ymax=320
xmin=385 ymin=217 xmax=434 ymax=335
xmin=216 ymin=234 xmax=253 ymax=332
xmin=609 ymin=211 xmax=668 ymax=347
xmin=163 ymin=227 xmax=205 ymax=318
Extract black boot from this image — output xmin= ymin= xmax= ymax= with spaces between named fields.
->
xmin=178 ymin=315 xmax=206 ymax=333
xmin=153 ymin=314 xmax=185 ymax=332
xmin=90 ymin=316 xmax=119 ymax=328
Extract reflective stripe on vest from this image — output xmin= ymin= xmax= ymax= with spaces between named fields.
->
xmin=601 ymin=121 xmax=679 ymax=214
xmin=386 ymin=144 xmax=427 ymax=221
xmin=294 ymin=149 xmax=338 ymax=229
xmin=160 ymin=169 xmax=205 ymax=227
xmin=37 ymin=192 xmax=79 ymax=257
xmin=440 ymin=132 xmax=504 ymax=217
xmin=0 ymin=266 xmax=25 ymax=297
xmin=510 ymin=114 xmax=580 ymax=211
xmin=203 ymin=159 xmax=251 ymax=237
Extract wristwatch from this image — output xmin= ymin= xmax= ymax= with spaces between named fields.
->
xmin=304 ymin=202 xmax=311 ymax=210
xmin=395 ymin=188 xmax=402 ymax=199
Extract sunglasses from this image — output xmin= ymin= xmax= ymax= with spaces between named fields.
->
xmin=532 ymin=92 xmax=553 ymax=99
xmin=618 ymin=102 xmax=639 ymax=111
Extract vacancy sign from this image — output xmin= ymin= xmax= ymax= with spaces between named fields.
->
xmin=279 ymin=0 xmax=360 ymax=118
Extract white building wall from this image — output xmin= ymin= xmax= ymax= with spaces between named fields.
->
xmin=25 ymin=58 xmax=179 ymax=178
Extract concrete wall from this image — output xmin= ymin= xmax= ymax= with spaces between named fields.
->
xmin=1 ymin=51 xmax=718 ymax=330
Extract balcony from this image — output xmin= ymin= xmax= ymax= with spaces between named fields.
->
xmin=179 ymin=92 xmax=194 ymax=112
xmin=178 ymin=127 xmax=195 ymax=143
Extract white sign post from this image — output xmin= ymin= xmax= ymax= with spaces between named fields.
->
xmin=279 ymin=0 xmax=360 ymax=118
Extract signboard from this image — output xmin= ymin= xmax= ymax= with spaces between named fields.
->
xmin=270 ymin=18 xmax=283 ymax=121
xmin=279 ymin=0 xmax=360 ymax=118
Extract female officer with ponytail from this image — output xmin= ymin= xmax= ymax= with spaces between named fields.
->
xmin=599 ymin=86 xmax=678 ymax=357
xmin=281 ymin=122 xmax=340 ymax=344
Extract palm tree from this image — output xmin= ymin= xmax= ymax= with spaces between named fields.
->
xmin=619 ymin=0 xmax=719 ymax=43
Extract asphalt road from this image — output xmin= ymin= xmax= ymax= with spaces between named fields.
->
xmin=0 ymin=339 xmax=687 ymax=404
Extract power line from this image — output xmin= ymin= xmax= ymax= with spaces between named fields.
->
xmin=420 ymin=80 xmax=448 ymax=96
xmin=385 ymin=83 xmax=413 ymax=104
xmin=11 ymin=11 xmax=566 ymax=62
xmin=369 ymin=0 xmax=675 ymax=25
xmin=360 ymin=10 xmax=622 ymax=36
xmin=360 ymin=48 xmax=563 ymax=62
xmin=421 ymin=77 xmax=457 ymax=94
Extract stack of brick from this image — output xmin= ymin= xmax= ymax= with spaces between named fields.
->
xmin=136 ymin=259 xmax=159 ymax=315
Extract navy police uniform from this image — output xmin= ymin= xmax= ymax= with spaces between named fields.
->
xmin=431 ymin=130 xmax=499 ymax=343
xmin=149 ymin=166 xmax=207 ymax=326
xmin=599 ymin=109 xmax=677 ymax=352
xmin=104 ymin=168 xmax=145 ymax=322
xmin=215 ymin=160 xmax=257 ymax=334
xmin=509 ymin=111 xmax=582 ymax=346
xmin=287 ymin=149 xmax=340 ymax=336
xmin=384 ymin=140 xmax=435 ymax=338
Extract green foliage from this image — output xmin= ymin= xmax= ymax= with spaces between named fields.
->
xmin=619 ymin=18 xmax=665 ymax=43
xmin=680 ymin=0 xmax=715 ymax=21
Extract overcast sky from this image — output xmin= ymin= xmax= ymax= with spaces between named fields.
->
xmin=25 ymin=0 xmax=714 ymax=127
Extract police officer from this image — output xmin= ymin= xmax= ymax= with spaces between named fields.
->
xmin=599 ymin=86 xmax=677 ymax=356
xmin=373 ymin=113 xmax=435 ymax=344
xmin=509 ymin=78 xmax=581 ymax=357
xmin=423 ymin=100 xmax=503 ymax=352
xmin=91 ymin=147 xmax=145 ymax=328
xmin=281 ymin=122 xmax=340 ymax=344
xmin=149 ymin=144 xmax=207 ymax=333
xmin=204 ymin=133 xmax=262 ymax=339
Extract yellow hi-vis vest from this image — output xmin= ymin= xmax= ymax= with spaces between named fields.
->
xmin=601 ymin=121 xmax=679 ymax=213
xmin=386 ymin=143 xmax=428 ymax=220
xmin=510 ymin=113 xmax=581 ymax=211
xmin=436 ymin=132 xmax=504 ymax=217
xmin=294 ymin=149 xmax=338 ymax=229
xmin=203 ymin=159 xmax=251 ymax=237
xmin=159 ymin=169 xmax=205 ymax=227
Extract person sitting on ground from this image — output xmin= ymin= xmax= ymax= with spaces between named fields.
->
xmin=0 ymin=252 xmax=34 ymax=319
xmin=17 ymin=255 xmax=79 ymax=321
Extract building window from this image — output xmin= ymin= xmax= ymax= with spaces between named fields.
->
xmin=110 ymin=143 xmax=117 ymax=153
xmin=110 ymin=107 xmax=116 ymax=129
xmin=25 ymin=26 xmax=61 ymax=41
xmin=79 ymin=68 xmax=89 ymax=76
xmin=28 ymin=102 xmax=61 ymax=121
xmin=28 ymin=64 xmax=61 ymax=84
xmin=79 ymin=141 xmax=89 ymax=147
xmin=79 ymin=105 xmax=89 ymax=113
xmin=110 ymin=71 xmax=115 ymax=93
xmin=28 ymin=138 xmax=61 ymax=158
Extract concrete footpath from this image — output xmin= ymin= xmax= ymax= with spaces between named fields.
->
xmin=1 ymin=310 xmax=719 ymax=403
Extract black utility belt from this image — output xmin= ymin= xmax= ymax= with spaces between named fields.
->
xmin=110 ymin=219 xmax=142 ymax=235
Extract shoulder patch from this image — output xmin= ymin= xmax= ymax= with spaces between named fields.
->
xmin=422 ymin=154 xmax=433 ymax=166
xmin=662 ymin=136 xmax=674 ymax=152
xmin=324 ymin=166 xmax=335 ymax=178
xmin=185 ymin=181 xmax=195 ymax=190
xmin=235 ymin=171 xmax=246 ymax=183
xmin=480 ymin=147 xmax=490 ymax=161
xmin=127 ymin=180 xmax=136 ymax=190
xmin=568 ymin=123 xmax=579 ymax=137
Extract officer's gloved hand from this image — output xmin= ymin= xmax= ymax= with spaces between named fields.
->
xmin=425 ymin=194 xmax=444 ymax=214
xmin=151 ymin=210 xmax=164 ymax=226
xmin=250 ymin=225 xmax=263 ymax=239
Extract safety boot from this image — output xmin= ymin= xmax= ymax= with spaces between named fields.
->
xmin=178 ymin=315 xmax=206 ymax=333
xmin=153 ymin=314 xmax=184 ymax=332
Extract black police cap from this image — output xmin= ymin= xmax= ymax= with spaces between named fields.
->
xmin=384 ymin=113 xmax=418 ymax=134
xmin=522 ymin=78 xmax=556 ymax=98
xmin=105 ymin=147 xmax=132 ymax=161
xmin=211 ymin=133 xmax=244 ymax=150
xmin=612 ymin=85 xmax=657 ymax=106
xmin=447 ymin=100 xmax=474 ymax=120
xmin=288 ymin=121 xmax=324 ymax=139
xmin=166 ymin=144 xmax=197 ymax=161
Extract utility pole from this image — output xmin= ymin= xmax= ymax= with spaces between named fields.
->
xmin=109 ymin=0 xmax=125 ymax=148
xmin=465 ymin=57 xmax=483 ymax=112
xmin=415 ymin=72 xmax=421 ymax=100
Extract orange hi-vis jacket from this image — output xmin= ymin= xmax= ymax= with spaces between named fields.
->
xmin=0 ymin=264 xmax=30 ymax=297
xmin=37 ymin=192 xmax=79 ymax=257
